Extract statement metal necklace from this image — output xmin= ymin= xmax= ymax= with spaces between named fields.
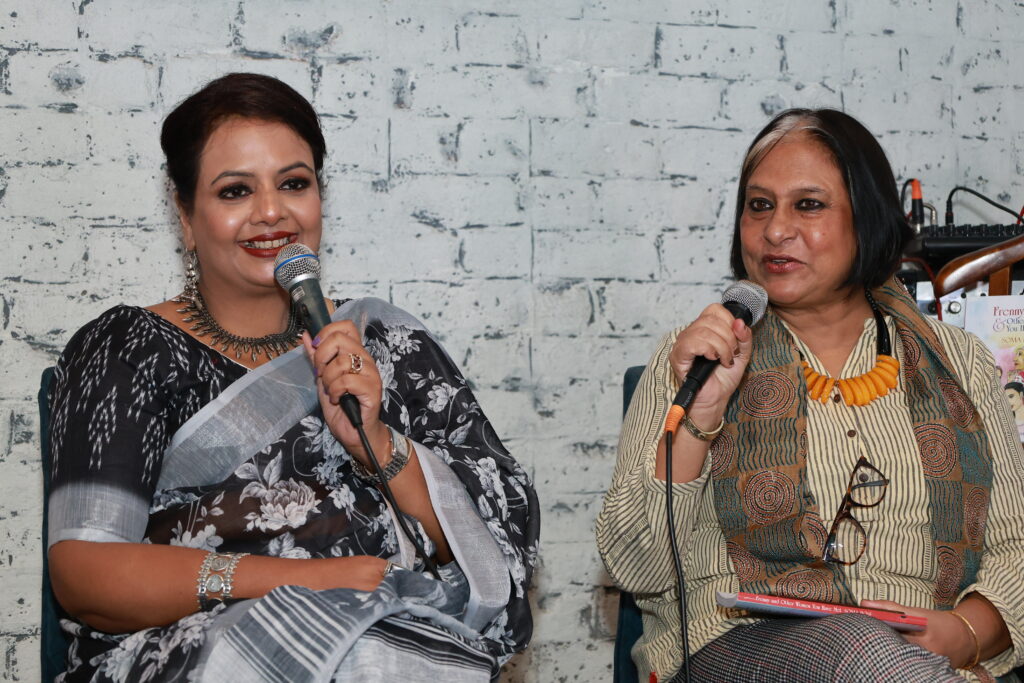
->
xmin=175 ymin=288 xmax=303 ymax=363
xmin=801 ymin=290 xmax=900 ymax=407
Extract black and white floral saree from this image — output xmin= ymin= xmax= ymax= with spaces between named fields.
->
xmin=47 ymin=298 xmax=539 ymax=682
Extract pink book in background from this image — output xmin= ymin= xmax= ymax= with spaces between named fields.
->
xmin=716 ymin=591 xmax=927 ymax=632
xmin=964 ymin=295 xmax=1024 ymax=442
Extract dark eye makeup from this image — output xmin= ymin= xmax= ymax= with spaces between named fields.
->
xmin=745 ymin=196 xmax=828 ymax=214
xmin=217 ymin=183 xmax=251 ymax=200
xmin=216 ymin=176 xmax=312 ymax=200
xmin=279 ymin=177 xmax=311 ymax=192
xmin=796 ymin=198 xmax=826 ymax=211
xmin=747 ymin=197 xmax=773 ymax=212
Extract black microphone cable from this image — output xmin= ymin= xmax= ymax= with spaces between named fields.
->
xmin=338 ymin=394 xmax=441 ymax=580
xmin=661 ymin=281 xmax=767 ymax=683
xmin=945 ymin=185 xmax=1020 ymax=226
xmin=664 ymin=427 xmax=691 ymax=683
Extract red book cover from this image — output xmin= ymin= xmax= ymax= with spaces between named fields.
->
xmin=716 ymin=591 xmax=927 ymax=632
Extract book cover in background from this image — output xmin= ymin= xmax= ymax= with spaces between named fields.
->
xmin=964 ymin=295 xmax=1024 ymax=442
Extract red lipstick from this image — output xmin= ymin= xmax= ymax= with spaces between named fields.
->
xmin=238 ymin=232 xmax=297 ymax=258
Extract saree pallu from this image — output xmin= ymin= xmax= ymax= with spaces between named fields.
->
xmin=47 ymin=298 xmax=539 ymax=682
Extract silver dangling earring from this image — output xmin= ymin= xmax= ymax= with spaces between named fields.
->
xmin=182 ymin=249 xmax=200 ymax=306
xmin=173 ymin=248 xmax=302 ymax=362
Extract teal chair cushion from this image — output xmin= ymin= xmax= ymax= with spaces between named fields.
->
xmin=613 ymin=366 xmax=646 ymax=683
xmin=39 ymin=367 xmax=71 ymax=682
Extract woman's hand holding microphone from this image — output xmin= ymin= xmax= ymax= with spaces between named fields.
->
xmin=303 ymin=320 xmax=391 ymax=471
xmin=656 ymin=303 xmax=754 ymax=484
xmin=303 ymin=319 xmax=453 ymax=567
xmin=668 ymin=303 xmax=754 ymax=432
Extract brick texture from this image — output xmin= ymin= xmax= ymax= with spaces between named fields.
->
xmin=1 ymin=1 xmax=1022 ymax=680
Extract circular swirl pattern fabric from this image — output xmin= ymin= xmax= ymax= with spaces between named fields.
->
xmin=776 ymin=568 xmax=835 ymax=603
xmin=741 ymin=470 xmax=796 ymax=526
xmin=934 ymin=544 xmax=964 ymax=606
xmin=800 ymin=511 xmax=828 ymax=557
xmin=938 ymin=377 xmax=975 ymax=429
xmin=726 ymin=541 xmax=764 ymax=583
xmin=739 ymin=370 xmax=797 ymax=419
xmin=965 ymin=485 xmax=990 ymax=549
xmin=913 ymin=423 xmax=958 ymax=478
xmin=710 ymin=430 xmax=736 ymax=479
xmin=899 ymin=329 xmax=921 ymax=381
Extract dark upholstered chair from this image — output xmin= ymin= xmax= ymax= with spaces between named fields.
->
xmin=613 ymin=365 xmax=647 ymax=683
xmin=39 ymin=367 xmax=71 ymax=682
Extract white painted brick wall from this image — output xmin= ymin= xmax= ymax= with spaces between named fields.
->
xmin=2 ymin=1 xmax=1022 ymax=680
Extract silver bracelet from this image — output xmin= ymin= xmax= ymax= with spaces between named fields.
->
xmin=197 ymin=551 xmax=249 ymax=611
xmin=351 ymin=426 xmax=411 ymax=485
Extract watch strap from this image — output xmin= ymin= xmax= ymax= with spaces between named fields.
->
xmin=352 ymin=426 xmax=411 ymax=485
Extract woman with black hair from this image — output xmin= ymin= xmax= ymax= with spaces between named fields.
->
xmin=598 ymin=109 xmax=1024 ymax=682
xmin=46 ymin=73 xmax=538 ymax=682
xmin=1003 ymin=382 xmax=1024 ymax=442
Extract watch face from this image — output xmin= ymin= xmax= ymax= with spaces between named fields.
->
xmin=205 ymin=574 xmax=224 ymax=593
xmin=210 ymin=556 xmax=231 ymax=571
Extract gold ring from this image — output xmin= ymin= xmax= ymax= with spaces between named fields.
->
xmin=348 ymin=353 xmax=364 ymax=374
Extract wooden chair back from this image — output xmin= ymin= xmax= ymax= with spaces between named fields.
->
xmin=932 ymin=233 xmax=1024 ymax=297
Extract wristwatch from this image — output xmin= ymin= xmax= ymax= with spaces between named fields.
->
xmin=352 ymin=426 xmax=411 ymax=485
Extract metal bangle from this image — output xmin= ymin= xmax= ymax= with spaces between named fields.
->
xmin=197 ymin=551 xmax=249 ymax=612
xmin=682 ymin=414 xmax=725 ymax=442
xmin=950 ymin=609 xmax=981 ymax=670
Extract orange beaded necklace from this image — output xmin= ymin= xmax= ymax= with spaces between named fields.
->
xmin=801 ymin=291 xmax=900 ymax=407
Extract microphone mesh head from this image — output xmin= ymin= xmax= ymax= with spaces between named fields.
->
xmin=273 ymin=243 xmax=321 ymax=289
xmin=723 ymin=280 xmax=769 ymax=325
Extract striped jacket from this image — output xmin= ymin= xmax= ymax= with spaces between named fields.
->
xmin=596 ymin=315 xmax=1024 ymax=682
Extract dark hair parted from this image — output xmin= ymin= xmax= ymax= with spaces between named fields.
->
xmin=160 ymin=73 xmax=326 ymax=214
xmin=1005 ymin=382 xmax=1024 ymax=397
xmin=729 ymin=108 xmax=913 ymax=290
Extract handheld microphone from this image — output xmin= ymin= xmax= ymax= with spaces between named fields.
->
xmin=274 ymin=243 xmax=332 ymax=336
xmin=664 ymin=280 xmax=768 ymax=434
xmin=274 ymin=244 xmax=363 ymax=426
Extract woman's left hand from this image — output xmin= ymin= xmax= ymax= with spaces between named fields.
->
xmin=303 ymin=321 xmax=390 ymax=469
xmin=860 ymin=599 xmax=974 ymax=669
